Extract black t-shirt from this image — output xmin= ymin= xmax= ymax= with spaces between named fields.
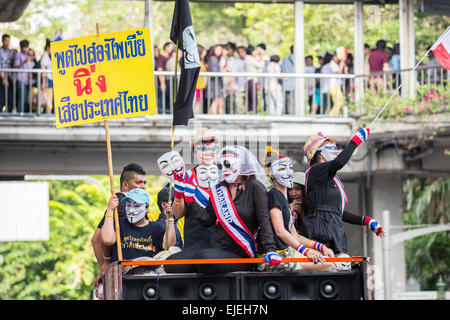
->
xmin=97 ymin=192 xmax=127 ymax=229
xmin=112 ymin=217 xmax=165 ymax=262
xmin=267 ymin=188 xmax=293 ymax=250
xmin=184 ymin=202 xmax=214 ymax=249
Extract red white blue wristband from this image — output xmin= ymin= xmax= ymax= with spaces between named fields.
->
xmin=297 ymin=244 xmax=310 ymax=255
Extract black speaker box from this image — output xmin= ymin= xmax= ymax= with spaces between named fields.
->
xmin=121 ymin=273 xmax=240 ymax=300
xmin=239 ymin=271 xmax=365 ymax=300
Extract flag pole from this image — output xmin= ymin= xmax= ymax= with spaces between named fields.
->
xmin=165 ymin=40 xmax=179 ymax=251
xmin=369 ymin=26 xmax=450 ymax=129
xmin=97 ymin=23 xmax=123 ymax=261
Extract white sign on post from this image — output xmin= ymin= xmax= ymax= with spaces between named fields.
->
xmin=0 ymin=181 xmax=49 ymax=241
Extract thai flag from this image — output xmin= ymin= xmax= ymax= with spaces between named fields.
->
xmin=431 ymin=27 xmax=450 ymax=70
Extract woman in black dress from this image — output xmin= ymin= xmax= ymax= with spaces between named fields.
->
xmin=302 ymin=129 xmax=385 ymax=263
xmin=164 ymin=145 xmax=282 ymax=274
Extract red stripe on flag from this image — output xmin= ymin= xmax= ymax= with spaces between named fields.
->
xmin=433 ymin=43 xmax=450 ymax=70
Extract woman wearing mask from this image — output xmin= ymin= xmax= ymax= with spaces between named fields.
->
xmin=165 ymin=145 xmax=282 ymax=274
xmin=261 ymin=147 xmax=336 ymax=272
xmin=302 ymin=130 xmax=385 ymax=266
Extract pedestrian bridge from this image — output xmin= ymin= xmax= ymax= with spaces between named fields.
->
xmin=0 ymin=112 xmax=448 ymax=178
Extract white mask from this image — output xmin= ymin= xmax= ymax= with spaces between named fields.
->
xmin=217 ymin=152 xmax=242 ymax=184
xmin=197 ymin=164 xmax=219 ymax=189
xmin=125 ymin=200 xmax=147 ymax=224
xmin=271 ymin=157 xmax=294 ymax=188
xmin=157 ymin=151 xmax=185 ymax=180
xmin=319 ymin=143 xmax=341 ymax=161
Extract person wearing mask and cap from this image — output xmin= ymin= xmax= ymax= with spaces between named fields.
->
xmin=260 ymin=147 xmax=337 ymax=273
xmin=165 ymin=145 xmax=282 ymax=274
xmin=156 ymin=186 xmax=183 ymax=249
xmin=302 ymin=129 xmax=386 ymax=268
xmin=171 ymin=127 xmax=221 ymax=248
xmin=101 ymin=188 xmax=176 ymax=262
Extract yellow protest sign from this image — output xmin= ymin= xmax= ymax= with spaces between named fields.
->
xmin=51 ymin=28 xmax=156 ymax=128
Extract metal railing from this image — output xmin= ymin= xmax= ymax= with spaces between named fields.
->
xmin=0 ymin=65 xmax=447 ymax=118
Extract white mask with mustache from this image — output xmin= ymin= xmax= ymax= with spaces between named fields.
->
xmin=157 ymin=151 xmax=185 ymax=181
xmin=197 ymin=164 xmax=219 ymax=189
xmin=271 ymin=157 xmax=294 ymax=188
xmin=125 ymin=200 xmax=147 ymax=224
xmin=217 ymin=153 xmax=242 ymax=184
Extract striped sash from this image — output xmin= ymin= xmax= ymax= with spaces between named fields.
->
xmin=209 ymin=184 xmax=257 ymax=258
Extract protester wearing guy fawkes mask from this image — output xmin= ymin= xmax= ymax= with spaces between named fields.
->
xmin=261 ymin=147 xmax=337 ymax=273
xmin=101 ymin=188 xmax=176 ymax=262
xmin=170 ymin=128 xmax=221 ymax=248
xmin=165 ymin=145 xmax=283 ymax=274
xmin=303 ymin=130 xmax=385 ymax=270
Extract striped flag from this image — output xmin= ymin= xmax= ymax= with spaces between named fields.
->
xmin=431 ymin=27 xmax=450 ymax=70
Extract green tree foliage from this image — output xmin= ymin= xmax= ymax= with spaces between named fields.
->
xmin=0 ymin=175 xmax=174 ymax=299
xmin=403 ymin=178 xmax=450 ymax=290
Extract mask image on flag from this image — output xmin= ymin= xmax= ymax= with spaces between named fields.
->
xmin=217 ymin=152 xmax=242 ymax=184
xmin=125 ymin=200 xmax=147 ymax=224
xmin=182 ymin=25 xmax=200 ymax=69
xmin=319 ymin=142 xmax=341 ymax=161
xmin=271 ymin=157 xmax=295 ymax=188
xmin=197 ymin=164 xmax=219 ymax=189
xmin=157 ymin=151 xmax=185 ymax=180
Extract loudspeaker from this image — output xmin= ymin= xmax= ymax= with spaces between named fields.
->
xmin=121 ymin=273 xmax=240 ymax=300
xmin=240 ymin=271 xmax=365 ymax=300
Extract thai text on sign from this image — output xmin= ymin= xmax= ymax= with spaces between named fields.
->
xmin=51 ymin=28 xmax=156 ymax=128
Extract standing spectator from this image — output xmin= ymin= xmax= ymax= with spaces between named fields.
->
xmin=256 ymin=43 xmax=269 ymax=112
xmin=14 ymin=39 xmax=33 ymax=113
xmin=40 ymin=39 xmax=54 ymax=114
xmin=281 ymin=45 xmax=295 ymax=114
xmin=266 ymin=55 xmax=284 ymax=116
xmin=304 ymin=55 xmax=316 ymax=114
xmin=245 ymin=45 xmax=263 ymax=114
xmin=312 ymin=53 xmax=326 ymax=114
xmin=344 ymin=53 xmax=354 ymax=96
xmin=29 ymin=48 xmax=41 ymax=113
xmin=223 ymin=42 xmax=237 ymax=113
xmin=390 ymin=43 xmax=400 ymax=71
xmin=323 ymin=50 xmax=347 ymax=116
xmin=231 ymin=46 xmax=247 ymax=114
xmin=368 ymin=39 xmax=390 ymax=94
xmin=156 ymin=42 xmax=174 ymax=114
xmin=363 ymin=43 xmax=371 ymax=74
xmin=153 ymin=45 xmax=160 ymax=70
xmin=207 ymin=45 xmax=225 ymax=114
xmin=0 ymin=34 xmax=15 ymax=113
xmin=195 ymin=45 xmax=206 ymax=114
xmin=166 ymin=47 xmax=182 ymax=98
xmin=319 ymin=52 xmax=334 ymax=114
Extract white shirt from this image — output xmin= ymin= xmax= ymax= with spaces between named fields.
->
xmin=40 ymin=52 xmax=52 ymax=80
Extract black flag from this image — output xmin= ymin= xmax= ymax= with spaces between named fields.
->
xmin=170 ymin=0 xmax=200 ymax=126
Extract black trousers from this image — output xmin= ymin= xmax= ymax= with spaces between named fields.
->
xmin=164 ymin=239 xmax=256 ymax=274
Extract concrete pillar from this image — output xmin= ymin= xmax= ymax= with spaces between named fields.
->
xmin=144 ymin=0 xmax=154 ymax=63
xmin=294 ymin=0 xmax=305 ymax=115
xmin=367 ymin=173 xmax=405 ymax=300
xmin=399 ymin=0 xmax=416 ymax=99
xmin=353 ymin=1 xmax=365 ymax=104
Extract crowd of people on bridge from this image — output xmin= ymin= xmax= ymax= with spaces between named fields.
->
xmin=153 ymin=39 xmax=436 ymax=116
xmin=0 ymin=31 xmax=442 ymax=117
xmin=91 ymin=127 xmax=386 ymax=299
xmin=0 ymin=34 xmax=56 ymax=115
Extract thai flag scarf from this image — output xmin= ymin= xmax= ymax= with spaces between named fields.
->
xmin=209 ymin=184 xmax=258 ymax=257
xmin=304 ymin=167 xmax=348 ymax=216
xmin=184 ymin=167 xmax=212 ymax=208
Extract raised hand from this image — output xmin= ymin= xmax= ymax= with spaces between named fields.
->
xmin=351 ymin=128 xmax=370 ymax=146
